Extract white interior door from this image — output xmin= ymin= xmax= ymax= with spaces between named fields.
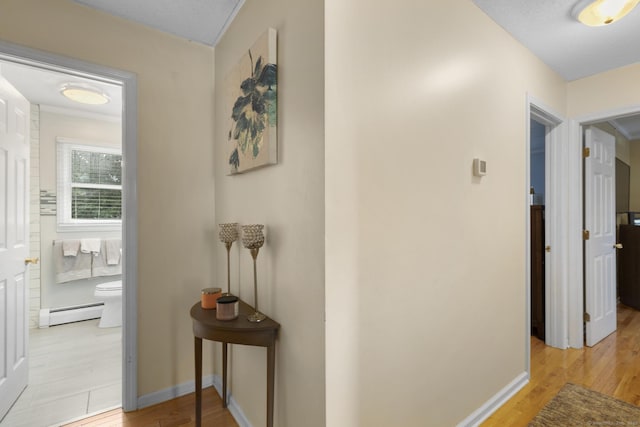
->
xmin=584 ymin=126 xmax=616 ymax=347
xmin=0 ymin=69 xmax=30 ymax=420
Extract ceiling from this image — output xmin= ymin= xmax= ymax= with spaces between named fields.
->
xmin=0 ymin=0 xmax=246 ymax=119
xmin=2 ymin=0 xmax=640 ymax=139
xmin=72 ymin=0 xmax=244 ymax=47
xmin=472 ymin=0 xmax=640 ymax=82
xmin=473 ymin=0 xmax=640 ymax=140
xmin=0 ymin=60 xmax=122 ymax=118
xmin=609 ymin=116 xmax=640 ymax=140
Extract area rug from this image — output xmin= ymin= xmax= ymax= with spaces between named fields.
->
xmin=529 ymin=383 xmax=640 ymax=426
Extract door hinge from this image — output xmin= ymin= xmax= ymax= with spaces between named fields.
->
xmin=583 ymin=230 xmax=590 ymax=240
xmin=583 ymin=147 xmax=591 ymax=158
xmin=584 ymin=312 xmax=591 ymax=322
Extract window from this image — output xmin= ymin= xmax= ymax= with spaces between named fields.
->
xmin=57 ymin=138 xmax=122 ymax=231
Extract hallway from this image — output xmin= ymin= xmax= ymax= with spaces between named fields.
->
xmin=484 ymin=304 xmax=640 ymax=425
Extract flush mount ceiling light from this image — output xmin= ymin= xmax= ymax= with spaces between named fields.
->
xmin=574 ymin=0 xmax=640 ymax=26
xmin=60 ymin=83 xmax=110 ymax=105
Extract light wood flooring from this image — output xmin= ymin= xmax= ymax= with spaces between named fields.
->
xmin=63 ymin=387 xmax=238 ymax=427
xmin=32 ymin=305 xmax=640 ymax=427
xmin=0 ymin=320 xmax=121 ymax=427
xmin=483 ymin=303 xmax=640 ymax=426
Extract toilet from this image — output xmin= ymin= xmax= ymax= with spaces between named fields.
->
xmin=94 ymin=280 xmax=122 ymax=328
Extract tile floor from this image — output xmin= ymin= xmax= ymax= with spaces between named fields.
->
xmin=0 ymin=319 xmax=121 ymax=427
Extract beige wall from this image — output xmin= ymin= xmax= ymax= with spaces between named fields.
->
xmin=213 ymin=1 xmax=325 ymax=426
xmin=0 ymin=0 xmax=216 ymax=396
xmin=325 ymin=1 xmax=566 ymax=425
xmin=568 ymin=63 xmax=640 ymax=118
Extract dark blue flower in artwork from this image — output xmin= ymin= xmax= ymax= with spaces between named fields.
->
xmin=228 ymin=49 xmax=277 ymax=167
xmin=229 ymin=148 xmax=239 ymax=170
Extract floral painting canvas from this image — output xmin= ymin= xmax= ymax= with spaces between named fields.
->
xmin=227 ymin=28 xmax=277 ymax=174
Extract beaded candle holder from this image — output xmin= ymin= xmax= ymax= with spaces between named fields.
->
xmin=241 ymin=224 xmax=266 ymax=322
xmin=218 ymin=223 xmax=239 ymax=295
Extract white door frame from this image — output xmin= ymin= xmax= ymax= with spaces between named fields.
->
xmin=526 ymin=95 xmax=567 ymax=370
xmin=0 ymin=40 xmax=139 ymax=411
xmin=567 ymin=104 xmax=640 ymax=349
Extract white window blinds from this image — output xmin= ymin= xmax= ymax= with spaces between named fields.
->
xmin=57 ymin=138 xmax=122 ymax=231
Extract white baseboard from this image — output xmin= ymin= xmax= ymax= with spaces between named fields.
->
xmin=39 ymin=309 xmax=50 ymax=328
xmin=137 ymin=375 xmax=216 ymax=409
xmin=212 ymin=375 xmax=252 ymax=427
xmin=456 ymin=372 xmax=529 ymax=427
xmin=137 ymin=374 xmax=251 ymax=427
xmin=38 ymin=304 xmax=103 ymax=328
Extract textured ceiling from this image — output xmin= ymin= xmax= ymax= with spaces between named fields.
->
xmin=71 ymin=0 xmax=640 ymax=83
xmin=611 ymin=116 xmax=640 ymax=140
xmin=0 ymin=60 xmax=122 ymax=118
xmin=5 ymin=0 xmax=640 ymax=137
xmin=473 ymin=0 xmax=640 ymax=140
xmin=73 ymin=0 xmax=244 ymax=46
xmin=472 ymin=0 xmax=640 ymax=81
xmin=0 ymin=0 xmax=247 ymax=118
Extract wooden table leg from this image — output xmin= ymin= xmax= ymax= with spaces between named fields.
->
xmin=195 ymin=337 xmax=202 ymax=427
xmin=222 ymin=342 xmax=228 ymax=408
xmin=267 ymin=344 xmax=276 ymax=427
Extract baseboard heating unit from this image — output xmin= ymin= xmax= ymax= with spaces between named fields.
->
xmin=39 ymin=303 xmax=104 ymax=327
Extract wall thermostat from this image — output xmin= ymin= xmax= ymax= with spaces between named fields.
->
xmin=473 ymin=158 xmax=487 ymax=176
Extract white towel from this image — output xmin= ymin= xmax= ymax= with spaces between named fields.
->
xmin=53 ymin=242 xmax=92 ymax=283
xmin=80 ymin=238 xmax=101 ymax=254
xmin=62 ymin=240 xmax=80 ymax=257
xmin=92 ymin=240 xmax=122 ymax=277
xmin=105 ymin=239 xmax=122 ymax=265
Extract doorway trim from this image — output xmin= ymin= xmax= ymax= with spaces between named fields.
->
xmin=526 ymin=95 xmax=566 ymax=370
xmin=0 ymin=40 xmax=139 ymax=411
xmin=567 ymin=104 xmax=640 ymax=348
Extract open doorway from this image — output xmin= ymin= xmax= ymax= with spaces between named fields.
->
xmin=555 ymin=111 xmax=640 ymax=350
xmin=527 ymin=105 xmax=640 ymax=354
xmin=0 ymin=60 xmax=123 ymax=426
xmin=527 ymin=99 xmax=564 ymax=351
xmin=530 ymin=118 xmax=546 ymax=342
xmin=582 ymin=117 xmax=640 ymax=347
xmin=0 ymin=41 xmax=137 ymax=425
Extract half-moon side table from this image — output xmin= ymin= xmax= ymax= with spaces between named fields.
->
xmin=190 ymin=300 xmax=280 ymax=427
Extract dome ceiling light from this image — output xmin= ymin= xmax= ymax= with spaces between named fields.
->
xmin=60 ymin=83 xmax=110 ymax=105
xmin=574 ymin=0 xmax=640 ymax=26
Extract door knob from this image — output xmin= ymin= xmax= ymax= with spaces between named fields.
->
xmin=614 ymin=243 xmax=623 ymax=249
xmin=24 ymin=257 xmax=39 ymax=265
xmin=545 ymin=246 xmax=551 ymax=252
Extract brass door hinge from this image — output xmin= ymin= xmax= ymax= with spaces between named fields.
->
xmin=584 ymin=147 xmax=591 ymax=158
xmin=584 ymin=312 xmax=591 ymax=322
xmin=583 ymin=230 xmax=590 ymax=240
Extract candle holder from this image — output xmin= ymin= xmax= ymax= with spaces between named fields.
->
xmin=242 ymin=224 xmax=266 ymax=322
xmin=218 ymin=223 xmax=239 ymax=296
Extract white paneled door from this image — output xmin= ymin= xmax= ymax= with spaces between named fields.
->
xmin=0 ymin=70 xmax=30 ymax=420
xmin=584 ymin=126 xmax=616 ymax=347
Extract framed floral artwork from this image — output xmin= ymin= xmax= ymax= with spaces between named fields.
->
xmin=227 ymin=28 xmax=277 ymax=174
